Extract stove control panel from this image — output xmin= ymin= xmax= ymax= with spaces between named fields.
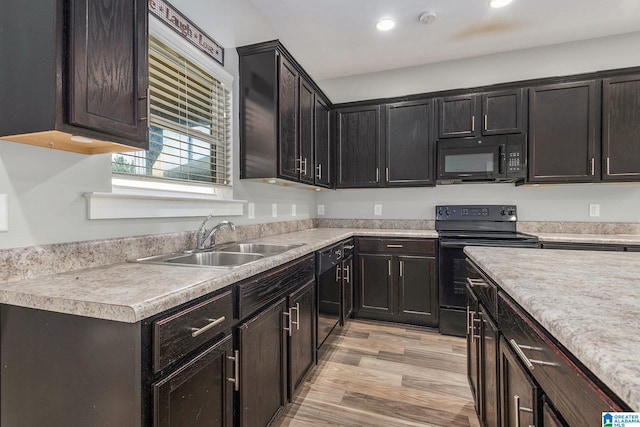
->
xmin=436 ymin=205 xmax=517 ymax=221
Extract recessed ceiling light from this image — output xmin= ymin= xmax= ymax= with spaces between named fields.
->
xmin=489 ymin=0 xmax=513 ymax=8
xmin=376 ymin=17 xmax=395 ymax=31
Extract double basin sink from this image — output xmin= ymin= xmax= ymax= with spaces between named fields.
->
xmin=135 ymin=242 xmax=304 ymax=268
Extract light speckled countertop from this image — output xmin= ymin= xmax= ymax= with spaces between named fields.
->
xmin=0 ymin=228 xmax=437 ymax=323
xmin=532 ymin=232 xmax=640 ymax=245
xmin=464 ymin=246 xmax=640 ymax=411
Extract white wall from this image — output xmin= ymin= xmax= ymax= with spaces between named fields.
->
xmin=316 ymin=184 xmax=640 ymax=222
xmin=1 ymin=4 xmax=639 ymax=250
xmin=0 ymin=0 xmax=317 ymax=250
xmin=316 ymin=32 xmax=640 ymax=223
xmin=318 ymin=32 xmax=640 ymax=103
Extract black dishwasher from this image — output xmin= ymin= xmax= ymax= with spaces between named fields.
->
xmin=316 ymin=243 xmax=343 ymax=350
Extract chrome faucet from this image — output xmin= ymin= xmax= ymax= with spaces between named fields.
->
xmin=195 ymin=215 xmax=236 ymax=251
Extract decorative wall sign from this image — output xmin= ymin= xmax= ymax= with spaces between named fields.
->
xmin=148 ymin=0 xmax=224 ymax=65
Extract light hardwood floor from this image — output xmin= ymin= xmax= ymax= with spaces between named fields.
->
xmin=275 ymin=320 xmax=481 ymax=427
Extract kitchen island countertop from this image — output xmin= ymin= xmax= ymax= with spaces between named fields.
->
xmin=0 ymin=228 xmax=437 ymax=323
xmin=465 ymin=245 xmax=640 ymax=411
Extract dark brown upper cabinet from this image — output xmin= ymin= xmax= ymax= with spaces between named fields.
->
xmin=336 ymin=105 xmax=383 ymax=188
xmin=482 ymin=89 xmax=525 ymax=135
xmin=438 ymin=94 xmax=480 ymax=138
xmin=528 ymin=80 xmax=600 ymax=183
xmin=439 ymin=89 xmax=524 ymax=139
xmin=278 ymin=57 xmax=300 ymax=181
xmin=0 ymin=0 xmax=148 ymax=154
xmin=385 ymin=99 xmax=436 ymax=187
xmin=238 ymin=40 xmax=332 ymax=188
xmin=314 ymin=97 xmax=332 ymax=188
xmin=602 ymin=74 xmax=640 ymax=181
xmin=299 ymin=80 xmax=316 ymax=184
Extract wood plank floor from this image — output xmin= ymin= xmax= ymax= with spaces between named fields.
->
xmin=274 ymin=320 xmax=481 ymax=427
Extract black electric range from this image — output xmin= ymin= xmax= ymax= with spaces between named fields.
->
xmin=435 ymin=205 xmax=539 ymax=336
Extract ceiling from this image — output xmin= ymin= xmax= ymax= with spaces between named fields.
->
xmin=247 ymin=0 xmax=640 ymax=81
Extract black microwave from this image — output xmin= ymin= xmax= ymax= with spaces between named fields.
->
xmin=436 ymin=135 xmax=526 ymax=183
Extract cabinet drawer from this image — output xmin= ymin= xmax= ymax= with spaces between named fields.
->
xmin=498 ymin=293 xmax=625 ymax=425
xmin=466 ymin=259 xmax=497 ymax=320
xmin=358 ymin=238 xmax=436 ymax=255
xmin=154 ymin=290 xmax=233 ymax=373
xmin=238 ymin=255 xmax=315 ymax=320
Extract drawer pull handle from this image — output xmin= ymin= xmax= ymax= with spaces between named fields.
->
xmin=510 ymin=339 xmax=559 ymax=370
xmin=191 ymin=316 xmax=226 ymax=337
xmin=467 ymin=277 xmax=489 ymax=288
xmin=343 ymin=245 xmax=355 ymax=250
xmin=227 ymin=350 xmax=239 ymax=391
xmin=386 ymin=244 xmax=403 ymax=248
xmin=291 ymin=303 xmax=300 ymax=331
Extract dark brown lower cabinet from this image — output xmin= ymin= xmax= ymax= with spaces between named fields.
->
xmin=466 ymin=288 xmax=480 ymax=407
xmin=358 ymin=253 xmax=393 ymax=317
xmin=542 ymin=400 xmax=567 ymax=427
xmin=153 ymin=335 xmax=234 ymax=427
xmin=237 ymin=298 xmax=288 ymax=427
xmin=481 ymin=308 xmax=500 ymax=427
xmin=467 ymin=259 xmax=630 ymax=427
xmin=342 ymin=253 xmax=354 ymax=323
xmin=500 ymin=336 xmax=539 ymax=427
xmin=356 ymin=238 xmax=438 ymax=327
xmin=288 ymin=279 xmax=316 ymax=397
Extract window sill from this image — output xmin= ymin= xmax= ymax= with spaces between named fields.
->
xmin=84 ymin=191 xmax=245 ymax=220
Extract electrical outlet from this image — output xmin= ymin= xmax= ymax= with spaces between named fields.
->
xmin=374 ymin=204 xmax=383 ymax=216
xmin=0 ymin=194 xmax=7 ymax=232
xmin=317 ymin=204 xmax=325 ymax=215
xmin=272 ymin=203 xmax=278 ymax=218
xmin=291 ymin=204 xmax=297 ymax=217
xmin=589 ymin=204 xmax=600 ymax=217
xmin=247 ymin=203 xmax=255 ymax=219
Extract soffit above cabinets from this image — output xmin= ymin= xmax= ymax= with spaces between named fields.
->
xmin=246 ymin=0 xmax=640 ymax=80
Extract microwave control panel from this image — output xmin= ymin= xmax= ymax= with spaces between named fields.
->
xmin=506 ymin=141 xmax=525 ymax=178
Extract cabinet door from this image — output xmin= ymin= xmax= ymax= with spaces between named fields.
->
xmin=337 ymin=106 xmax=382 ymax=188
xmin=153 ymin=335 xmax=234 ymax=427
xmin=438 ymin=94 xmax=479 ymax=138
xmin=500 ymin=337 xmax=539 ymax=427
xmin=299 ymin=79 xmax=315 ymax=184
xmin=602 ymin=74 xmax=640 ymax=181
xmin=385 ymin=100 xmax=435 ymax=186
xmin=238 ymin=298 xmax=287 ymax=427
xmin=314 ymin=97 xmax=332 ymax=187
xmin=288 ymin=279 xmax=316 ymax=397
xmin=482 ymin=89 xmax=524 ymax=135
xmin=542 ymin=401 xmax=568 ymax=427
xmin=68 ymin=0 xmax=148 ymax=145
xmin=278 ymin=56 xmax=299 ymax=180
xmin=358 ymin=254 xmax=394 ymax=319
xmin=528 ymin=81 xmax=599 ymax=183
xmin=467 ymin=288 xmax=480 ymax=410
xmin=342 ymin=256 xmax=354 ymax=324
xmin=481 ymin=308 xmax=500 ymax=427
xmin=397 ymin=255 xmax=438 ymax=326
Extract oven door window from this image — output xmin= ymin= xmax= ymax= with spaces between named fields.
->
xmin=438 ymin=146 xmax=500 ymax=180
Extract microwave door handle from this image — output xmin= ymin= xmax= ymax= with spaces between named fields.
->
xmin=499 ymin=147 xmax=505 ymax=175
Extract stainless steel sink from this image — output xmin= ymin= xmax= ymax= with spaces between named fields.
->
xmin=214 ymin=242 xmax=303 ymax=255
xmin=134 ymin=242 xmax=304 ymax=268
xmin=165 ymin=251 xmax=265 ymax=267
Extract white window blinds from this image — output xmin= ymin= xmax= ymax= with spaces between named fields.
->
xmin=112 ymin=36 xmax=231 ymax=185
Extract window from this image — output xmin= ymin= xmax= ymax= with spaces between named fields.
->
xmin=112 ymin=36 xmax=231 ymax=186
